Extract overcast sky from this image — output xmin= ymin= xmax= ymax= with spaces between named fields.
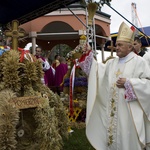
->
xmin=100 ymin=0 xmax=150 ymax=33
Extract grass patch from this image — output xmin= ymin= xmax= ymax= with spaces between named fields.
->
xmin=63 ymin=127 xmax=95 ymax=150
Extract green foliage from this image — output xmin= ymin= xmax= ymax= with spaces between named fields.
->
xmin=53 ymin=44 xmax=72 ymax=58
xmin=63 ymin=128 xmax=95 ymax=150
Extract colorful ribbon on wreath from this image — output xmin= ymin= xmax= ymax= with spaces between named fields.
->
xmin=18 ymin=47 xmax=33 ymax=62
xmin=69 ymin=59 xmax=78 ymax=115
xmin=0 ymin=46 xmax=10 ymax=56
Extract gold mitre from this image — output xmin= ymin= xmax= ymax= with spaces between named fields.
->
xmin=80 ymin=34 xmax=86 ymax=40
xmin=116 ymin=22 xmax=134 ymax=43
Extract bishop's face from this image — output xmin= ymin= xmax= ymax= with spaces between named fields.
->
xmin=115 ymin=41 xmax=133 ymax=58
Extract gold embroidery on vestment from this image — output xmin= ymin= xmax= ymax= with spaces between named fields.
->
xmin=107 ymin=86 xmax=118 ymax=146
xmin=115 ymin=69 xmax=122 ymax=78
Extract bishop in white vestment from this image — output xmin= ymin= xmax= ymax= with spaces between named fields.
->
xmin=79 ymin=22 xmax=150 ymax=150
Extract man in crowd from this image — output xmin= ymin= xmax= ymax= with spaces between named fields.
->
xmin=133 ymin=36 xmax=150 ymax=67
xmin=52 ymin=54 xmax=60 ymax=69
xmin=54 ymin=57 xmax=68 ymax=95
xmin=35 ymin=46 xmax=55 ymax=87
xmin=79 ymin=22 xmax=150 ymax=150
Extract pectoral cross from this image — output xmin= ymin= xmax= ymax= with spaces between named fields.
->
xmin=5 ymin=20 xmax=25 ymax=50
xmin=115 ymin=69 xmax=122 ymax=78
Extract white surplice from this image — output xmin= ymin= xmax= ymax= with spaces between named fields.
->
xmin=143 ymin=51 xmax=150 ymax=69
xmin=86 ymin=52 xmax=150 ymax=150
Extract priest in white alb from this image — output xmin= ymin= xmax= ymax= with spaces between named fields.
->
xmin=79 ymin=22 xmax=150 ymax=150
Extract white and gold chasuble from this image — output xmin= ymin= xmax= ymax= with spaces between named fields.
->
xmin=86 ymin=52 xmax=150 ymax=150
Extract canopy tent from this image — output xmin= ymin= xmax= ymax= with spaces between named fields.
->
xmin=0 ymin=0 xmax=80 ymax=26
xmin=105 ymin=26 xmax=150 ymax=50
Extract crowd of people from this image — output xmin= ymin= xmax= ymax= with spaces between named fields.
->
xmin=33 ymin=22 xmax=150 ymax=150
xmin=34 ymin=46 xmax=68 ymax=95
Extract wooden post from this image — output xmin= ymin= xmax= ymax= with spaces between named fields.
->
xmin=29 ymin=31 xmax=37 ymax=55
xmin=107 ymin=40 xmax=116 ymax=57
xmin=5 ymin=20 xmax=25 ymax=50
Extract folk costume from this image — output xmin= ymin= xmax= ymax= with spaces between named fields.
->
xmin=142 ymin=51 xmax=150 ymax=68
xmin=79 ymin=22 xmax=150 ymax=150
